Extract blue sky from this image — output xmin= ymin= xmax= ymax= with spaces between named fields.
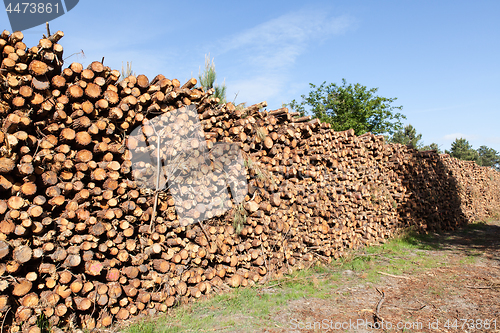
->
xmin=2 ymin=0 xmax=499 ymax=151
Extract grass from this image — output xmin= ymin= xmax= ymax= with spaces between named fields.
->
xmin=243 ymin=156 xmax=276 ymax=187
xmin=231 ymin=203 xmax=247 ymax=234
xmin=338 ymin=230 xmax=449 ymax=283
xmin=124 ymin=265 xmax=339 ymax=332
xmin=255 ymin=127 xmax=267 ymax=141
xmin=36 ymin=313 xmax=51 ymax=333
xmin=122 ymin=228 xmax=458 ymax=333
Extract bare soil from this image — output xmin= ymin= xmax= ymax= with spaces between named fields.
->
xmin=265 ymin=220 xmax=500 ymax=333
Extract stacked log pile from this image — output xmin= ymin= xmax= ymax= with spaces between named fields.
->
xmin=438 ymin=154 xmax=500 ymax=220
xmin=1 ymin=29 xmax=499 ymax=332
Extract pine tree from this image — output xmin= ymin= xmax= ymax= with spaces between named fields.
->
xmin=199 ymin=54 xmax=226 ymax=104
xmin=476 ymin=145 xmax=500 ymax=170
xmin=445 ymin=138 xmax=478 ymax=161
xmin=390 ymin=124 xmax=422 ymax=149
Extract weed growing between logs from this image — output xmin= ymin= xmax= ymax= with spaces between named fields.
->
xmin=36 ymin=313 xmax=50 ymax=333
xmin=244 ymin=155 xmax=274 ymax=185
xmin=232 ymin=203 xmax=247 ymax=234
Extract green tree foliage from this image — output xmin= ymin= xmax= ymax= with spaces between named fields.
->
xmin=421 ymin=142 xmax=442 ymax=154
xmin=390 ymin=124 xmax=442 ymax=153
xmin=445 ymin=138 xmax=478 ymax=161
xmin=476 ymin=145 xmax=500 ymax=170
xmin=199 ymin=54 xmax=227 ymax=104
xmin=287 ymin=79 xmax=405 ymax=135
xmin=390 ymin=124 xmax=422 ymax=149
xmin=445 ymin=139 xmax=499 ymax=169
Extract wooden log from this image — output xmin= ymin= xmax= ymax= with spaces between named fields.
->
xmin=67 ymin=84 xmax=84 ymax=99
xmin=51 ymin=75 xmax=66 ymax=89
xmin=20 ymin=292 xmax=39 ymax=307
xmin=28 ymin=60 xmax=48 ymax=76
xmin=12 ymin=279 xmax=32 ymax=297
xmin=182 ymin=77 xmax=197 ymax=90
xmin=0 ymin=157 xmax=15 ymax=173
xmin=87 ymin=61 xmax=104 ymax=74
xmin=0 ymin=240 xmax=9 ymax=260
xmin=15 ymin=306 xmax=32 ymax=322
xmin=47 ymin=30 xmax=64 ymax=43
xmin=13 ymin=245 xmax=32 ymax=264
xmin=136 ymin=74 xmax=150 ymax=90
xmin=74 ymin=297 xmax=92 ymax=311
xmin=85 ymin=82 xmax=101 ymax=99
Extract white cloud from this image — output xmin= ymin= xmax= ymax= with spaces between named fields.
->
xmin=442 ymin=133 xmax=478 ymax=141
xmin=212 ymin=9 xmax=355 ymax=106
xmin=219 ymin=10 xmax=353 ymax=69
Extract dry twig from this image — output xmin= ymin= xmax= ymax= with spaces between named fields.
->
xmin=378 ymin=271 xmax=418 ymax=280
xmin=464 ymin=284 xmax=499 ymax=290
xmin=374 ymin=288 xmax=385 ymax=323
xmin=1 ymin=306 xmax=11 ymax=333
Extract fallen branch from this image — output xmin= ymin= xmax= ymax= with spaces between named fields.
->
xmin=391 ymin=304 xmax=427 ymax=311
xmin=378 ymin=271 xmax=417 ymax=280
xmin=1 ymin=306 xmax=11 ymax=333
xmin=464 ymin=285 xmax=499 ymax=290
xmin=374 ymin=288 xmax=385 ymax=323
xmin=408 ymin=304 xmax=427 ymax=311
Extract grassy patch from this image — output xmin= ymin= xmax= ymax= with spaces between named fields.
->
xmin=337 ymin=230 xmax=448 ymax=283
xmin=123 ymin=266 xmax=341 ymax=332
xmin=459 ymin=255 xmax=479 ymax=265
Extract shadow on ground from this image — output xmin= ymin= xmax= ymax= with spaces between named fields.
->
xmin=404 ymin=219 xmax=500 ymax=261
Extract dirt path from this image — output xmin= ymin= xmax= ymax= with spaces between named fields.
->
xmin=266 ymin=220 xmax=500 ymax=333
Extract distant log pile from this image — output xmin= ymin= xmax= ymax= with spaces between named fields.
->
xmin=1 ymin=29 xmax=499 ymax=332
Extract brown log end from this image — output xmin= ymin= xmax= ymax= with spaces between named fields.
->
xmin=13 ymin=245 xmax=32 ymax=264
xmin=28 ymin=60 xmax=48 ymax=76
xmin=0 ymin=157 xmax=15 ymax=173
